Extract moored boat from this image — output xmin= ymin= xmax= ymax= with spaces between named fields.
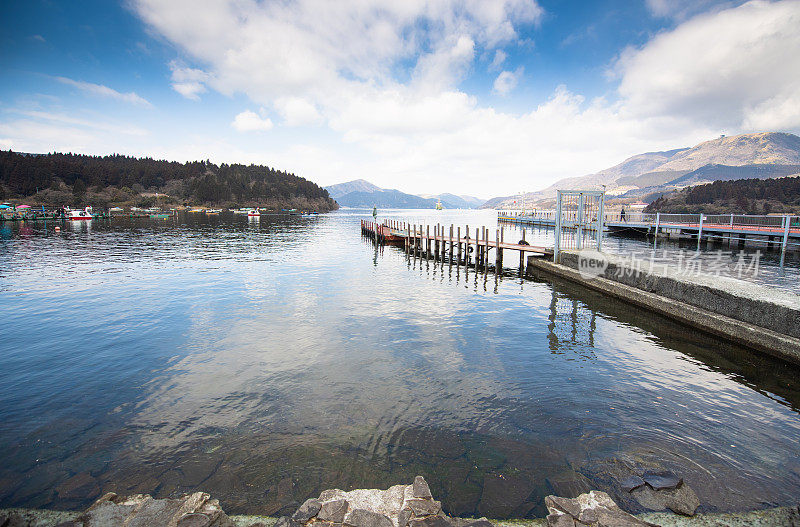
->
xmin=65 ymin=206 xmax=93 ymax=220
xmin=247 ymin=208 xmax=261 ymax=217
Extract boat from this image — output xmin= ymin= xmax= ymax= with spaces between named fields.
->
xmin=247 ymin=209 xmax=261 ymax=217
xmin=189 ymin=207 xmax=205 ymax=213
xmin=436 ymin=199 xmax=443 ymax=210
xmin=150 ymin=213 xmax=171 ymax=219
xmin=65 ymin=206 xmax=93 ymax=220
xmin=206 ymin=209 xmax=222 ymax=214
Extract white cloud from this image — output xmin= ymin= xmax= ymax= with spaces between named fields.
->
xmin=492 ymin=66 xmax=524 ymax=95
xmin=231 ymin=110 xmax=274 ymax=132
xmin=617 ymin=0 xmax=800 ymax=131
xmin=489 ymin=49 xmax=507 ymax=71
xmin=55 ymin=77 xmax=153 ymax=108
xmin=274 ymin=97 xmax=323 ymax=126
xmin=169 ymin=62 xmax=210 ymax=101
xmin=105 ymin=0 xmax=800 ymax=196
xmin=0 ymin=138 xmax=13 ymax=150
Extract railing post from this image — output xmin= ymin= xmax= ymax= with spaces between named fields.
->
xmin=554 ymin=190 xmax=562 ymax=263
xmin=654 ymin=212 xmax=660 ymax=250
xmin=697 ymin=213 xmax=705 ymax=251
xmin=597 ymin=192 xmax=605 ymax=251
xmin=780 ymin=215 xmax=791 ymax=270
xmin=576 ymin=193 xmax=585 ymax=250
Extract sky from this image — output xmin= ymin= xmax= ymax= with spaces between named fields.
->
xmin=1 ymin=0 xmax=800 ymax=198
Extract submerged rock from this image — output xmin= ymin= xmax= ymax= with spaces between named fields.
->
xmin=640 ymin=472 xmax=682 ymax=491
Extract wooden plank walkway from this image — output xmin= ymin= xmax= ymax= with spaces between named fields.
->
xmin=361 ymin=219 xmax=550 ymax=272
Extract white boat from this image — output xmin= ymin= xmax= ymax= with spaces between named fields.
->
xmin=206 ymin=208 xmax=222 ymax=214
xmin=247 ymin=208 xmax=261 ymax=217
xmin=66 ymin=206 xmax=93 ymax=220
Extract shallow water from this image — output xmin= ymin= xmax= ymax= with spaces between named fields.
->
xmin=0 ymin=210 xmax=799 ymax=517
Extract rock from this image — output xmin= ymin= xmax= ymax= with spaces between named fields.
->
xmin=177 ymin=513 xmax=215 ymax=527
xmin=631 ymin=483 xmax=699 ymax=516
xmin=545 ymin=512 xmax=574 ymax=527
xmin=397 ymin=509 xmax=412 ymax=527
xmin=619 ymin=476 xmax=646 ymax=493
xmin=412 ymin=477 xmax=433 ymax=499
xmin=274 ymin=516 xmax=303 ymax=527
xmin=346 ymin=509 xmax=394 ymax=527
xmin=544 ymin=491 xmax=657 ymax=527
xmin=74 ymin=491 xmax=235 ymax=527
xmin=405 ymin=499 xmax=441 ymax=517
xmin=1 ymin=512 xmax=27 ymax=527
xmin=641 ymin=471 xmax=682 ymax=491
xmin=408 ymin=516 xmax=452 ymax=527
xmin=544 ymin=496 xmax=581 ymax=518
xmin=319 ymin=499 xmax=350 ymax=523
xmin=292 ymin=498 xmax=322 ymax=522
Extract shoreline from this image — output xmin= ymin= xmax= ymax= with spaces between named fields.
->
xmin=2 ymin=505 xmax=797 ymax=527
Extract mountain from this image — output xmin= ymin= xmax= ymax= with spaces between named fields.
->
xmin=336 ymin=189 xmax=439 ymax=208
xmin=482 ymin=132 xmax=800 ymax=209
xmin=325 ymin=179 xmax=382 ymax=198
xmin=420 ymin=193 xmax=485 ymax=208
xmin=325 ymin=179 xmax=483 ymax=208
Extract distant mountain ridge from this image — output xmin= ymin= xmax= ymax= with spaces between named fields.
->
xmin=325 ymin=180 xmax=484 ymax=208
xmin=482 ymin=132 xmax=800 ymax=209
xmin=325 ymin=179 xmax=382 ymax=198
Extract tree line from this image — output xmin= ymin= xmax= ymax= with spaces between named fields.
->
xmin=645 ymin=175 xmax=800 ymax=215
xmin=0 ymin=151 xmax=337 ymax=211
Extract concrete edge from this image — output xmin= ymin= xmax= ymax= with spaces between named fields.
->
xmin=526 ymin=257 xmax=800 ymax=366
xmin=2 ymin=506 xmax=799 ymax=527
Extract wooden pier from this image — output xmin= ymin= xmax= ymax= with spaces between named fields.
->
xmin=361 ymin=219 xmax=550 ymax=273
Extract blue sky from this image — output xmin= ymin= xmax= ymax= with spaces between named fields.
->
xmin=2 ymin=0 xmax=799 ymax=197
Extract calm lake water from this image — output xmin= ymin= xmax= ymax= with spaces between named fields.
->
xmin=1 ymin=209 xmax=799 ymax=517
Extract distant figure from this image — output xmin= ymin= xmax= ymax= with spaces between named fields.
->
xmin=620 ymin=206 xmax=627 ymax=222
xmin=372 ymin=206 xmax=377 ymax=220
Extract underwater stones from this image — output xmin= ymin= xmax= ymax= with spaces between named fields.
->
xmin=640 ymin=472 xmax=681 ymax=491
xmin=630 ymin=484 xmax=699 ymax=516
xmin=618 ymin=476 xmax=646 ymax=493
xmin=55 ymin=472 xmax=101 ymax=501
xmin=544 ymin=491 xmax=657 ymax=527
xmin=292 ymin=499 xmax=322 ymax=522
xmin=318 ymin=499 xmax=349 ymax=523
xmin=346 ymin=509 xmax=394 ymax=527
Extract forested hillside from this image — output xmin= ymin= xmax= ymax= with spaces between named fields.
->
xmin=0 ymin=151 xmax=338 ymax=211
xmin=645 ymin=176 xmax=800 ymax=214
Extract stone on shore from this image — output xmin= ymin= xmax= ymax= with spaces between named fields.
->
xmin=412 ymin=476 xmax=433 ymax=499
xmin=282 ymin=476 xmax=482 ymax=527
xmin=54 ymin=491 xmax=238 ymax=527
xmin=544 ymin=490 xmax=658 ymax=527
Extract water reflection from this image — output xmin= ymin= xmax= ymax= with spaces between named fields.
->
xmin=0 ymin=210 xmax=798 ymax=518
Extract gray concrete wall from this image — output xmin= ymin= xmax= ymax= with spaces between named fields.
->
xmin=556 ymin=251 xmax=800 ymax=339
xmin=526 ymin=254 xmax=800 ymax=365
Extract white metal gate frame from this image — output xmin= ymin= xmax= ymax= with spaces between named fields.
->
xmin=554 ymin=189 xmax=605 ymax=263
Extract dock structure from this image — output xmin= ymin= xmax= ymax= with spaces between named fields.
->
xmin=360 ymin=219 xmax=550 ymax=273
xmin=500 ymin=211 xmax=800 ymax=263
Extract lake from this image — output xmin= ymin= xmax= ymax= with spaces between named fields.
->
xmin=1 ymin=209 xmax=799 ymax=517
